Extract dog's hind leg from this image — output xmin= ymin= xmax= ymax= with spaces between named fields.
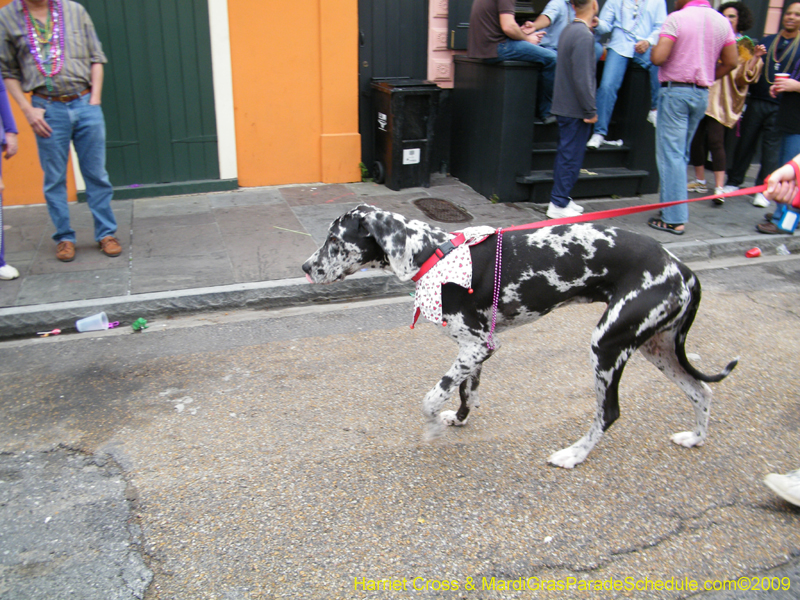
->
xmin=423 ymin=343 xmax=492 ymax=439
xmin=639 ymin=330 xmax=713 ymax=448
xmin=549 ymin=293 xmax=648 ymax=469
xmin=440 ymin=365 xmax=484 ymax=427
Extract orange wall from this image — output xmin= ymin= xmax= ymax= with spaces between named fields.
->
xmin=228 ymin=0 xmax=361 ymax=186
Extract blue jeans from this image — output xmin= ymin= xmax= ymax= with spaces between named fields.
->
xmin=32 ymin=93 xmax=116 ymax=243
xmin=495 ymin=39 xmax=557 ymax=119
xmin=780 ymin=133 xmax=800 ymax=164
xmin=656 ymin=85 xmax=708 ymax=225
xmin=551 ymin=116 xmax=593 ymax=207
xmin=594 ymin=48 xmax=660 ymax=137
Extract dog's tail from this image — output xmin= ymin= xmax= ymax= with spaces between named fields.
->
xmin=675 ymin=273 xmax=738 ymax=383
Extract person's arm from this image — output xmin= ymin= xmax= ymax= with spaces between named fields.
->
xmin=0 ymin=77 xmax=18 ymax=159
xmin=650 ymin=35 xmax=673 ymax=66
xmin=89 ymin=62 xmax=103 ymax=105
xmin=594 ymin=0 xmax=615 ymax=37
xmin=573 ymin=34 xmax=598 ymax=122
xmin=4 ymin=77 xmax=51 ymax=138
xmin=714 ymin=44 xmax=738 ymax=80
xmin=499 ymin=12 xmax=544 ymax=43
xmin=764 ymin=154 xmax=800 ymax=204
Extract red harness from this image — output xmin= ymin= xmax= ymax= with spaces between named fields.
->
xmin=411 ymin=232 xmax=467 ymax=283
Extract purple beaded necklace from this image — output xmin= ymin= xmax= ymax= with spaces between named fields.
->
xmin=22 ymin=0 xmax=65 ymax=92
xmin=486 ymin=229 xmax=503 ymax=350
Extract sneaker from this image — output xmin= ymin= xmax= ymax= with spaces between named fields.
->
xmin=647 ymin=109 xmax=657 ymax=127
xmin=566 ymin=199 xmax=584 ymax=214
xmin=586 ymin=133 xmax=605 ymax=149
xmin=713 ymin=186 xmax=725 ymax=205
xmin=0 ymin=264 xmax=19 ymax=280
xmin=547 ymin=202 xmax=582 ymax=219
xmin=542 ymin=115 xmax=557 ymax=125
xmin=764 ymin=470 xmax=800 ymax=507
xmin=687 ymin=180 xmax=708 ymax=194
xmin=56 ymin=240 xmax=76 ymax=262
xmin=99 ymin=236 xmax=122 ymax=257
xmin=752 ymin=192 xmax=770 ymax=208
xmin=722 ymin=185 xmax=739 ymax=193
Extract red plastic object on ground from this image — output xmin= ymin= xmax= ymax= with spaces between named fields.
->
xmin=745 ymin=247 xmax=761 ymax=258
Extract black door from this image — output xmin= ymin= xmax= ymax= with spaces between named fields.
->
xmin=358 ymin=0 xmax=430 ymax=169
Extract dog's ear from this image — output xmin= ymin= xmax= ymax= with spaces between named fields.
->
xmin=359 ymin=207 xmax=421 ymax=281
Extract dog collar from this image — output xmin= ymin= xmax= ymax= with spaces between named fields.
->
xmin=411 ymin=232 xmax=467 ymax=282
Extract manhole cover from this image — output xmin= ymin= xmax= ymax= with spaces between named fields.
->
xmin=413 ymin=198 xmax=473 ymax=223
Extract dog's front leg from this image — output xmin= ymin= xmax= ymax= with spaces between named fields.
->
xmin=423 ymin=343 xmax=491 ymax=440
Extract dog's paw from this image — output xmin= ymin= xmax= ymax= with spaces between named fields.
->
xmin=440 ymin=410 xmax=468 ymax=427
xmin=670 ymin=431 xmax=705 ymax=448
xmin=548 ymin=446 xmax=587 ymax=469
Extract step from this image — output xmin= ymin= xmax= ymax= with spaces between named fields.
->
xmin=516 ymin=167 xmax=650 ymax=203
xmin=531 ymin=142 xmax=632 ymax=171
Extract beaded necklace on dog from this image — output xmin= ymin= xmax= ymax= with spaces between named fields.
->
xmin=22 ymin=0 xmax=65 ymax=92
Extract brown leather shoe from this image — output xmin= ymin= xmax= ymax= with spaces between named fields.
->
xmin=99 ymin=236 xmax=122 ymax=257
xmin=56 ymin=240 xmax=76 ymax=262
xmin=756 ymin=222 xmax=791 ymax=235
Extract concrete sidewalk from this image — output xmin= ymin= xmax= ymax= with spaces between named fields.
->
xmin=1 ymin=173 xmax=798 ymax=338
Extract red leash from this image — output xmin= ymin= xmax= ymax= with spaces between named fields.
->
xmin=503 ymin=184 xmax=769 ymax=231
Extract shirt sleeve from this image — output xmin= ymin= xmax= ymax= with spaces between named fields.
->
xmin=0 ymin=18 xmax=21 ymax=81
xmin=595 ymin=0 xmax=618 ymax=36
xmin=78 ymin=4 xmax=107 ymax=64
xmin=571 ymin=31 xmax=597 ymax=118
xmin=0 ymin=75 xmax=17 ymax=134
xmin=541 ymin=0 xmax=564 ymax=26
xmin=660 ymin=12 xmax=678 ymax=41
xmin=647 ymin=0 xmax=667 ymax=47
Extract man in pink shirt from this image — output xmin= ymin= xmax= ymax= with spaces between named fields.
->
xmin=646 ymin=0 xmax=738 ymax=235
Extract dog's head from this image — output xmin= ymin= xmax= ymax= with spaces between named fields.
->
xmin=302 ymin=204 xmax=446 ymax=283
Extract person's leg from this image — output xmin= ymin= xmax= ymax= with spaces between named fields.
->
xmin=779 ymin=133 xmax=800 ymax=165
xmin=705 ymin=118 xmax=727 ymax=189
xmin=551 ymin=116 xmax=592 ymax=207
xmin=630 ymin=49 xmax=660 ymax=110
xmin=593 ymin=49 xmax=629 ymax=138
xmin=496 ymin=39 xmax=557 ymax=120
xmin=756 ymin=105 xmax=782 ymax=183
xmin=32 ymin=97 xmax=75 ymax=243
xmin=689 ymin=116 xmax=708 ymax=183
xmin=70 ymin=95 xmax=117 ymax=242
xmin=726 ymin=99 xmax=765 ymax=187
xmin=657 ymin=87 xmax=707 ymax=225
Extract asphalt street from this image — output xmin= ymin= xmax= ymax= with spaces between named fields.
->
xmin=0 ymin=257 xmax=799 ymax=599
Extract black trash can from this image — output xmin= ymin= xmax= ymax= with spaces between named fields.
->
xmin=371 ymin=78 xmax=441 ymax=190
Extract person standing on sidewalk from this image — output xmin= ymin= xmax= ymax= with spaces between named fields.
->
xmin=646 ymin=0 xmax=737 ymax=235
xmin=0 ymin=76 xmax=19 ymax=280
xmin=687 ymin=2 xmax=764 ymax=205
xmin=586 ymin=0 xmax=666 ymax=149
xmin=0 ymin=0 xmax=121 ymax=263
xmin=725 ymin=3 xmax=800 ymax=209
xmin=546 ymin=0 xmax=599 ymax=219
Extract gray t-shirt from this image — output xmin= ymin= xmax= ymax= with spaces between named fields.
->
xmin=468 ymin=0 xmax=516 ymax=59
xmin=551 ymin=20 xmax=596 ymax=119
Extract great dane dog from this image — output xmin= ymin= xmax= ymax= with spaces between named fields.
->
xmin=302 ymin=205 xmax=737 ymax=468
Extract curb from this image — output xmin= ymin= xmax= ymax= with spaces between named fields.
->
xmin=1 ymin=233 xmax=797 ymax=340
xmin=0 ymin=270 xmax=413 ymax=339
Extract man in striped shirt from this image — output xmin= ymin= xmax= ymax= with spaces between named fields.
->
xmin=0 ymin=0 xmax=121 ymax=262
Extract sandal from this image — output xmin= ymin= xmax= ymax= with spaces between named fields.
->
xmin=647 ymin=217 xmax=685 ymax=235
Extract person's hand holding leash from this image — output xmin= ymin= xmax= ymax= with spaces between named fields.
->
xmin=764 ymin=154 xmax=800 ymax=205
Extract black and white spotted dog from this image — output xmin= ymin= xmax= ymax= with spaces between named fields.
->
xmin=302 ymin=205 xmax=737 ymax=468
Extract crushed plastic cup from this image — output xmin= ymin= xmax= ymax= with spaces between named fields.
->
xmin=776 ymin=244 xmax=791 ymax=256
xmin=76 ymin=311 xmax=109 ymax=332
xmin=745 ymin=247 xmax=761 ymax=258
